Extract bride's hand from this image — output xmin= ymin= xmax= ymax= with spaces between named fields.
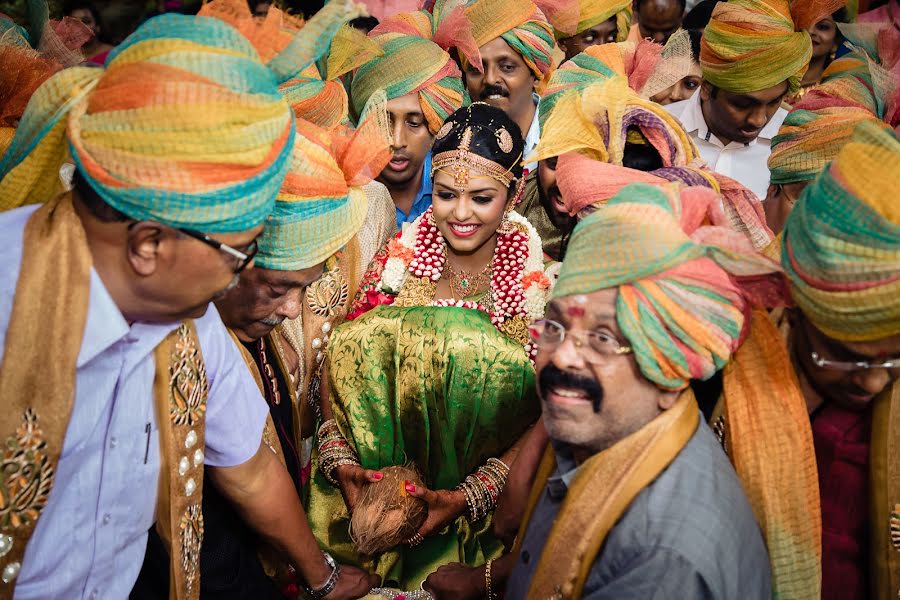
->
xmin=334 ymin=465 xmax=382 ymax=513
xmin=404 ymin=482 xmax=468 ymax=543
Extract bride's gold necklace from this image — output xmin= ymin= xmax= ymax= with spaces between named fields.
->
xmin=444 ymin=259 xmax=492 ymax=299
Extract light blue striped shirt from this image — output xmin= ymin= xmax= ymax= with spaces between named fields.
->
xmin=0 ymin=205 xmax=269 ymax=600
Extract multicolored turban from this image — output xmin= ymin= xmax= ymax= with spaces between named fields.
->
xmin=554 ymin=182 xmax=781 ymax=388
xmin=350 ymin=2 xmax=472 ymax=135
xmin=257 ymin=114 xmax=391 ymax=270
xmin=464 ymin=0 xmax=578 ymax=86
xmin=566 ymin=0 xmax=631 ymax=41
xmin=279 ymin=27 xmax=383 ymax=130
xmin=0 ymin=3 xmax=91 ymax=153
xmin=768 ymin=107 xmax=891 ymax=184
xmin=553 ymin=181 xmax=822 ymax=600
xmin=700 ymin=0 xmax=843 ymax=95
xmin=535 ymin=62 xmax=774 ymax=249
xmin=782 ymin=122 xmax=900 ymax=342
xmin=200 ymin=0 xmax=379 ymax=130
xmin=538 ymin=31 xmax=694 ymax=131
xmin=0 ymin=13 xmax=297 ymax=232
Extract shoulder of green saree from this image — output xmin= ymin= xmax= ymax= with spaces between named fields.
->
xmin=327 ymin=305 xmax=540 ymax=489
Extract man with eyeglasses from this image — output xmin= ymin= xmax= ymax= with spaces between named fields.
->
xmin=422 ymin=183 xmax=772 ymax=599
xmin=0 ymin=13 xmax=374 ymax=600
xmin=779 ymin=123 xmax=900 ymax=600
xmin=132 ymin=115 xmax=389 ymax=598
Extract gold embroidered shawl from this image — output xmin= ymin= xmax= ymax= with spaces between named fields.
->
xmin=0 ymin=193 xmax=208 ymax=600
xmin=520 ymin=392 xmax=698 ymax=599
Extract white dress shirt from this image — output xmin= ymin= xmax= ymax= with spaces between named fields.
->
xmin=665 ymin=91 xmax=787 ymax=200
xmin=523 ymin=95 xmax=541 ymax=174
xmin=0 ymin=205 xmax=269 ymax=600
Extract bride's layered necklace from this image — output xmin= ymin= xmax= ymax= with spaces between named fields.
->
xmin=378 ymin=206 xmax=553 ymax=360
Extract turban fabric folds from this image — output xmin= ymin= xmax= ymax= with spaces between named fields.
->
xmin=200 ymin=0 xmax=378 ymax=130
xmin=351 ymin=1 xmax=475 ymax=134
xmin=553 ymin=182 xmax=781 ymax=390
xmin=768 ymin=35 xmax=898 ymax=185
xmin=0 ymin=13 xmax=297 ymax=232
xmin=700 ymin=0 xmax=843 ymax=94
xmin=565 ymin=0 xmax=632 ymax=42
xmin=464 ymin=0 xmax=579 ymax=87
xmin=534 ymin=48 xmax=773 ymax=249
xmin=782 ymin=122 xmax=900 ymax=342
xmin=257 ymin=108 xmax=392 ymax=270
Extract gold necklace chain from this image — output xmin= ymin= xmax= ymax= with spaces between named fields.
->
xmin=445 ymin=259 xmax=492 ymax=299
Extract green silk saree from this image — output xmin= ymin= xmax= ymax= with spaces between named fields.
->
xmin=306 ymin=304 xmax=539 ymax=588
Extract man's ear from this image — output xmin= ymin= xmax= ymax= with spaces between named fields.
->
xmin=700 ymin=79 xmax=714 ymax=103
xmin=126 ymin=222 xmax=164 ymax=277
xmin=658 ymin=390 xmax=680 ymax=411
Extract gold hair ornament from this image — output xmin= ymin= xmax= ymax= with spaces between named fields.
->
xmin=432 ymin=126 xmax=520 ymax=188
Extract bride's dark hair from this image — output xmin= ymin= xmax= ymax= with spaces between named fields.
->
xmin=431 ymin=102 xmax=526 ymax=186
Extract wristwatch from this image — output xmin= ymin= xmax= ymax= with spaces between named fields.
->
xmin=302 ymin=552 xmax=341 ymax=599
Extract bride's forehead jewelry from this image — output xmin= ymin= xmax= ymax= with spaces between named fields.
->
xmin=432 ymin=125 xmax=521 ymax=188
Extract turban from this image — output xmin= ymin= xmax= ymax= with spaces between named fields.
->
xmin=0 ymin=13 xmax=297 ymax=233
xmin=257 ymin=106 xmax=391 ymax=270
xmin=768 ymin=108 xmax=891 ymax=185
xmin=769 ymin=35 xmax=899 ymax=184
xmin=566 ymin=0 xmax=631 ymax=41
xmin=553 ymin=182 xmax=781 ymax=390
xmin=538 ymin=31 xmax=694 ymax=132
xmin=782 ymin=122 xmax=900 ymax=342
xmin=535 ymin=65 xmax=774 ymax=248
xmin=552 ymin=181 xmax=822 ymax=600
xmin=0 ymin=6 xmax=92 ymax=153
xmin=464 ymin=0 xmax=578 ymax=85
xmin=700 ymin=0 xmax=843 ymax=95
xmin=200 ymin=0 xmax=373 ymax=130
xmin=350 ymin=2 xmax=477 ymax=135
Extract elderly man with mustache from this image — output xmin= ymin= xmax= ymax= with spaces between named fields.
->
xmin=425 ymin=182 xmax=775 ymax=599
xmin=506 ymin=183 xmax=777 ymax=599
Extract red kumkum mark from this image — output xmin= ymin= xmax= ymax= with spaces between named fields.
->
xmin=567 ymin=305 xmax=586 ymax=318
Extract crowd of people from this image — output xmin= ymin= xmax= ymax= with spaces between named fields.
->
xmin=0 ymin=0 xmax=898 ymax=598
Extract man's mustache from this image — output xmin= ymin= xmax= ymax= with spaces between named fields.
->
xmin=480 ymin=84 xmax=508 ymax=99
xmin=538 ymin=363 xmax=604 ymax=413
xmin=259 ymin=315 xmax=285 ymax=327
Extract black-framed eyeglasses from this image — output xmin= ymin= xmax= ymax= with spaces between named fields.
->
xmin=178 ymin=228 xmax=258 ymax=273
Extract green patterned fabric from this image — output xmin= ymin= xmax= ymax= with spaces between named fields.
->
xmin=306 ymin=305 xmax=539 ymax=588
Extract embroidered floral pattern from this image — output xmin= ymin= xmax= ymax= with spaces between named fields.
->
xmin=179 ymin=503 xmax=204 ymax=594
xmin=169 ymin=323 xmax=208 ymax=428
xmin=0 ymin=409 xmax=54 ymax=530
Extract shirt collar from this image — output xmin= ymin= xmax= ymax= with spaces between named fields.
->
xmin=682 ymin=89 xmax=783 ymax=148
xmin=76 ymin=270 xmax=130 ymax=368
xmin=546 ymin=440 xmax=582 ymax=500
xmin=522 ymin=94 xmax=541 ymax=174
xmin=395 ymin=152 xmax=433 ymax=228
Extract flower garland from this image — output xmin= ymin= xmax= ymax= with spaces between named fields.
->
xmin=375 ymin=207 xmax=553 ymax=359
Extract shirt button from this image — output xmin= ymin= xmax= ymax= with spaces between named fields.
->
xmin=102 ymin=514 xmax=111 ymax=525
xmin=109 ymin=437 xmax=118 ymax=449
xmin=90 ymin=590 xmax=98 ymax=600
xmin=521 ymin=550 xmax=530 ymax=564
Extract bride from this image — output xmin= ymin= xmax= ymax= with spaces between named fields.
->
xmin=305 ymin=103 xmax=557 ymax=590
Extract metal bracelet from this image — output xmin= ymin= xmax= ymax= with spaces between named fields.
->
xmin=303 ymin=552 xmax=340 ymax=599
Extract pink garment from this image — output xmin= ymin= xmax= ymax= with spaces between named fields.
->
xmin=361 ymin=0 xmax=421 ymax=20
xmin=858 ymin=0 xmax=899 ymax=27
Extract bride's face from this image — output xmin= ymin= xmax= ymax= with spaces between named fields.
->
xmin=432 ymin=169 xmax=512 ymax=255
